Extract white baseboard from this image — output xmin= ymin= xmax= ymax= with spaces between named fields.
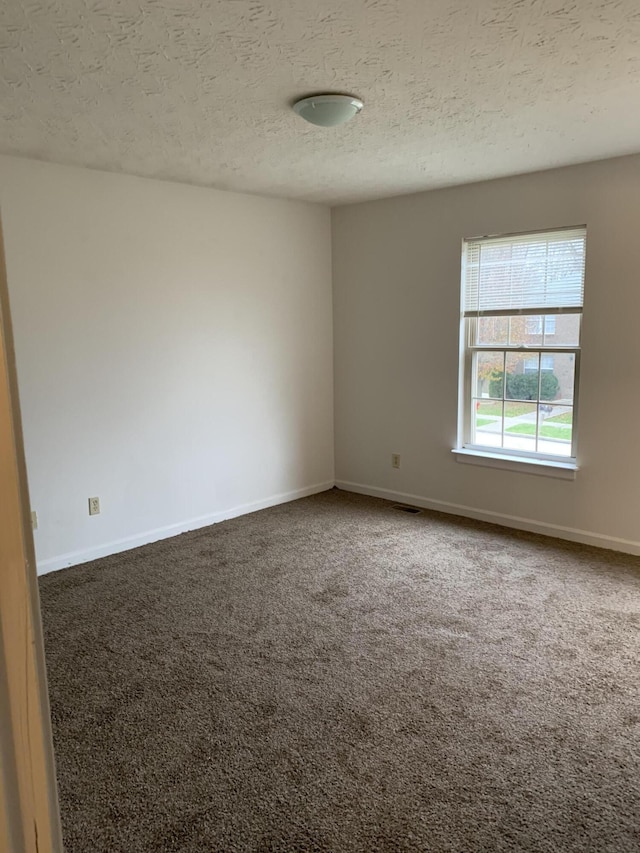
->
xmin=335 ymin=480 xmax=640 ymax=557
xmin=37 ymin=481 xmax=335 ymax=575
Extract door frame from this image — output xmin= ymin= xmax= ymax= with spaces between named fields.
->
xmin=0 ymin=215 xmax=63 ymax=852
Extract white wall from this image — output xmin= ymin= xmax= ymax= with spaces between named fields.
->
xmin=0 ymin=156 xmax=334 ymax=573
xmin=332 ymin=154 xmax=640 ymax=554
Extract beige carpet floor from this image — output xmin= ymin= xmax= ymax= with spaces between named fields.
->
xmin=39 ymin=488 xmax=640 ymax=852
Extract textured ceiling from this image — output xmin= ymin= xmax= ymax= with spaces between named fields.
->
xmin=2 ymin=1 xmax=640 ymax=204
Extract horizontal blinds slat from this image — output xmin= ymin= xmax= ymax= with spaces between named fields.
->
xmin=464 ymin=228 xmax=586 ymax=315
xmin=468 ymin=346 xmax=580 ymax=353
xmin=464 ymin=306 xmax=583 ymax=318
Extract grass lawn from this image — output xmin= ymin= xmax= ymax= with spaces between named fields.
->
xmin=477 ymin=401 xmax=534 ymax=418
xmin=475 ymin=418 xmax=494 ymax=427
xmin=545 ymin=411 xmax=573 ymax=424
xmin=507 ymin=423 xmax=571 ymax=440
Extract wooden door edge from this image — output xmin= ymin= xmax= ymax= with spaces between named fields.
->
xmin=0 ymin=214 xmax=64 ymax=852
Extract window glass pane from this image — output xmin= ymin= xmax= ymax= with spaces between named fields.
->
xmin=473 ymin=399 xmax=503 ymax=448
xmin=477 ymin=313 xmax=580 ymax=346
xmin=503 ymin=402 xmax=537 ymax=453
xmin=525 ymin=316 xmax=543 ymax=335
xmin=477 ymin=316 xmax=509 ymax=346
xmin=540 ymin=354 xmax=555 ymax=372
xmin=543 ymin=352 xmax=574 ymax=403
xmin=538 ymin=404 xmax=572 ymax=456
xmin=474 ymin=351 xmax=504 ymax=398
xmin=511 ymin=315 xmax=543 ymax=346
xmin=544 ymin=313 xmax=580 ymax=346
xmin=505 ymin=352 xmax=539 ymax=401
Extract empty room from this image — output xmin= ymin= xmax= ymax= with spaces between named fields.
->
xmin=1 ymin=1 xmax=639 ymax=851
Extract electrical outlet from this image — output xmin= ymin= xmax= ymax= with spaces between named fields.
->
xmin=88 ymin=497 xmax=101 ymax=516
xmin=391 ymin=453 xmax=401 ymax=469
xmin=31 ymin=510 xmax=38 ymax=530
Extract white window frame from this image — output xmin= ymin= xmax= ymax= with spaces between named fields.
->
xmin=454 ymin=226 xmax=585 ymax=476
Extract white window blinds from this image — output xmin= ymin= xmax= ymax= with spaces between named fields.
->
xmin=464 ymin=228 xmax=586 ymax=316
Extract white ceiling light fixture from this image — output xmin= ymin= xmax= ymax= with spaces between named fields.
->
xmin=293 ymin=94 xmax=363 ymax=127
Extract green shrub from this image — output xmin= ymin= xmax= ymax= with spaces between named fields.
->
xmin=487 ymin=373 xmax=504 ymax=398
xmin=488 ymin=371 xmax=559 ymax=401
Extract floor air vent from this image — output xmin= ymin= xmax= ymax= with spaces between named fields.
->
xmin=391 ymin=504 xmax=423 ymax=515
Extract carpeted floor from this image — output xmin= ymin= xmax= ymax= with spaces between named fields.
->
xmin=39 ymin=488 xmax=640 ymax=852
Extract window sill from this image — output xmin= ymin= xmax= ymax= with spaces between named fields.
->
xmin=452 ymin=447 xmax=577 ymax=480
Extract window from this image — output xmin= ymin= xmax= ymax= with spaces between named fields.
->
xmin=458 ymin=227 xmax=586 ymax=466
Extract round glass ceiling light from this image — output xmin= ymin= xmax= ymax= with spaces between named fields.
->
xmin=293 ymin=94 xmax=363 ymax=127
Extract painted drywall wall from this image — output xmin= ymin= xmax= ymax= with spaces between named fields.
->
xmin=0 ymin=156 xmax=334 ymax=573
xmin=332 ymin=154 xmax=640 ymax=553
